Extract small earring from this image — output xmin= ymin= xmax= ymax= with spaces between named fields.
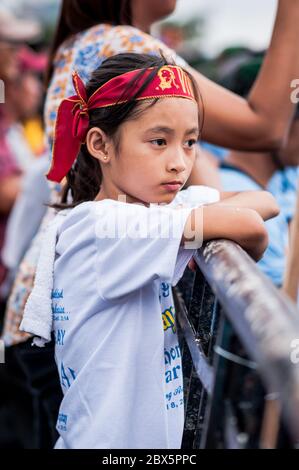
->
xmin=103 ymin=156 xmax=108 ymax=160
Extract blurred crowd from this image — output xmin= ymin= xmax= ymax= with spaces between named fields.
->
xmin=0 ymin=8 xmax=49 ymax=317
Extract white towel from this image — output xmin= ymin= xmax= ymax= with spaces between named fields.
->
xmin=19 ymin=210 xmax=69 ymax=347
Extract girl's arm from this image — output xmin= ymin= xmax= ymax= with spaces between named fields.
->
xmin=188 ymin=0 xmax=299 ymax=151
xmin=183 ymin=205 xmax=269 ymax=261
xmin=218 ymin=190 xmax=280 ymax=221
xmin=181 ymin=190 xmax=279 ymax=260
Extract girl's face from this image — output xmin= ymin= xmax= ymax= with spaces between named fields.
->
xmin=94 ymin=97 xmax=200 ymax=206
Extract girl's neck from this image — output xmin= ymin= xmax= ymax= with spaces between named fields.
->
xmin=94 ymin=183 xmax=149 ymax=207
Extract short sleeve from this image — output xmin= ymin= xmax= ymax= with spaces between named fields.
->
xmin=93 ymin=201 xmax=194 ymax=300
xmin=170 ymin=185 xmax=220 ymax=208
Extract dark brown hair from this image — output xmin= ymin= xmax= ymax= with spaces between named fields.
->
xmin=45 ymin=0 xmax=132 ymax=86
xmin=53 ymin=53 xmax=201 ymax=210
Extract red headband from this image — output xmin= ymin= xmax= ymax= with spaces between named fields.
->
xmin=46 ymin=65 xmax=196 ymax=183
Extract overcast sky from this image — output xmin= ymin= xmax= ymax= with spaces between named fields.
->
xmin=169 ymin=0 xmax=277 ymax=56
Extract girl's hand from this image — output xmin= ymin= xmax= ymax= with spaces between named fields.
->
xmin=182 ymin=205 xmax=269 ymax=262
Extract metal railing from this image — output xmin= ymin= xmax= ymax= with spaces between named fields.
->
xmin=175 ymin=239 xmax=299 ymax=449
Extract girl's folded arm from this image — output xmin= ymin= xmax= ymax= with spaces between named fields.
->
xmin=218 ymin=190 xmax=280 ymax=221
xmin=182 ymin=205 xmax=269 ymax=262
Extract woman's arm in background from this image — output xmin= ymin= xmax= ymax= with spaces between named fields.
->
xmin=188 ymin=0 xmax=299 ymax=151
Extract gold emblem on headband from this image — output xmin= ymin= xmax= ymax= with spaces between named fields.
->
xmin=156 ymin=66 xmax=180 ymax=91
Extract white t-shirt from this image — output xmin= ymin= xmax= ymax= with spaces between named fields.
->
xmin=52 ymin=186 xmax=219 ymax=449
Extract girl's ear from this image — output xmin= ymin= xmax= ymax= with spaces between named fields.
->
xmin=86 ymin=127 xmax=113 ymax=163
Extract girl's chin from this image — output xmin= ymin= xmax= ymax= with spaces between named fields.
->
xmin=148 ymin=194 xmax=177 ymax=205
xmin=127 ymin=189 xmax=179 ymax=206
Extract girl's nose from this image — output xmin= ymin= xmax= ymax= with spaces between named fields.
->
xmin=166 ymin=150 xmax=187 ymax=173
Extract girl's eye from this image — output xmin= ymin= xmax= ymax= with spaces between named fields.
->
xmin=151 ymin=138 xmax=167 ymax=146
xmin=185 ymin=139 xmax=197 ymax=148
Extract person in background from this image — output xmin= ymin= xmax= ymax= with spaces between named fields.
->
xmin=17 ymin=46 xmax=48 ymax=158
xmin=0 ymin=44 xmax=49 ymax=304
xmin=0 ymin=46 xmax=49 ymax=301
xmin=0 ymin=88 xmax=21 ymax=321
xmin=0 ymin=8 xmax=59 ymax=450
xmin=0 ymin=46 xmax=45 ymax=310
xmin=4 ymin=62 xmax=44 ymax=172
xmin=0 ymin=9 xmax=41 ymax=323
xmin=219 ymin=59 xmax=299 ymax=287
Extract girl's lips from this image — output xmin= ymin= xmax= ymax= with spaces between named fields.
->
xmin=162 ymin=183 xmax=182 ymax=192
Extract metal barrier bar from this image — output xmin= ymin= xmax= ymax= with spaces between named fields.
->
xmin=176 ymin=239 xmax=299 ymax=448
xmin=175 ymin=269 xmax=219 ymax=448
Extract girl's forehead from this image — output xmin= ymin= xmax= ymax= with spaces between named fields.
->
xmin=134 ymin=97 xmax=200 ymax=128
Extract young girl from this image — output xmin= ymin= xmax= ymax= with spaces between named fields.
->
xmin=20 ymin=53 xmax=279 ymax=449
